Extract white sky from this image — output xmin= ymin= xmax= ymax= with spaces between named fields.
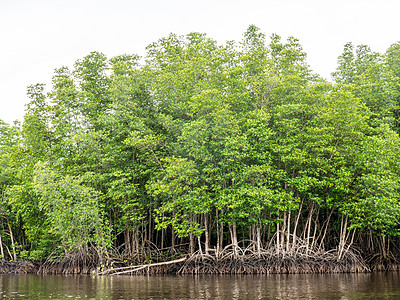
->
xmin=1 ymin=0 xmax=399 ymax=125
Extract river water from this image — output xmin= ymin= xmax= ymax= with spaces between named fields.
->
xmin=0 ymin=272 xmax=399 ymax=299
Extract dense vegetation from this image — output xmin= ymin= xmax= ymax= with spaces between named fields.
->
xmin=1 ymin=26 xmax=400 ymax=273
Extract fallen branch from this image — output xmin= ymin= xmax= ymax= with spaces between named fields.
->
xmin=96 ymin=264 xmax=141 ymax=276
xmin=98 ymin=257 xmax=187 ymax=276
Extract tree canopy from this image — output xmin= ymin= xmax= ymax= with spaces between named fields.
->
xmin=0 ymin=26 xmax=399 ymax=271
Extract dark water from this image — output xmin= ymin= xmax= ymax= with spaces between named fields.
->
xmin=0 ymin=273 xmax=399 ymax=299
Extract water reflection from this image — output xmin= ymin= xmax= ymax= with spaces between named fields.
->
xmin=0 ymin=272 xmax=399 ymax=299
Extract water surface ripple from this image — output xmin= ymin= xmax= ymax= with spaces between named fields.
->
xmin=0 ymin=272 xmax=399 ymax=299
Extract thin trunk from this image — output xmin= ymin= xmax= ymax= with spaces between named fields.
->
xmin=381 ymin=235 xmax=387 ymax=259
xmin=291 ymin=199 xmax=303 ymax=250
xmin=219 ymin=220 xmax=224 ymax=251
xmin=216 ymin=209 xmax=220 ymax=257
xmin=161 ymin=228 xmax=164 ymax=250
xmin=310 ymin=215 xmax=318 ymax=250
xmin=171 ymin=212 xmax=175 ymax=253
xmin=230 ymin=221 xmax=238 ymax=257
xmin=345 ymin=228 xmax=356 ymax=253
xmin=142 ymin=220 xmax=147 ymax=257
xmin=7 ymin=221 xmax=17 ymax=261
xmin=305 ymin=204 xmax=314 ymax=254
xmin=369 ymin=229 xmax=374 ymax=252
xmin=148 ymin=212 xmax=152 ymax=245
xmin=249 ymin=225 xmax=254 ymax=251
xmin=338 ymin=214 xmax=348 ymax=260
xmin=197 ymin=236 xmax=203 ymax=256
xmin=171 ymin=225 xmax=175 ymax=253
xmin=306 ymin=205 xmax=315 ymax=242
xmin=217 ymin=210 xmax=224 ymax=258
xmin=4 ymin=243 xmax=12 ymax=261
xmin=133 ymin=228 xmax=139 ymax=256
xmin=189 ymin=213 xmax=195 ymax=254
xmin=317 ymin=208 xmax=334 ymax=250
xmin=281 ymin=212 xmax=287 ymax=250
xmin=155 ymin=224 xmax=159 ymax=249
xmin=125 ymin=229 xmax=131 ymax=256
xmin=204 ymin=213 xmax=210 ymax=255
xmin=276 ymin=221 xmax=280 ymax=254
xmin=387 ymin=237 xmax=390 ymax=258
xmin=189 ymin=232 xmax=194 ymax=254
xmin=256 ymin=226 xmax=261 ymax=257
xmin=0 ymin=233 xmax=4 ymax=261
xmin=261 ymin=223 xmax=266 ymax=246
xmin=286 ymin=211 xmax=291 ymax=252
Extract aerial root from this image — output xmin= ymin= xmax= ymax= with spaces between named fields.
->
xmin=0 ymin=261 xmax=37 ymax=274
xmin=95 ymin=243 xmax=370 ymax=275
xmin=35 ymin=240 xmax=373 ymax=275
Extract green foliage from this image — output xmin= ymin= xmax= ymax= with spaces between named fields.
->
xmin=33 ymin=162 xmax=110 ymax=252
xmin=2 ymin=27 xmax=400 ymax=263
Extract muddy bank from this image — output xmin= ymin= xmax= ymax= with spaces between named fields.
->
xmin=2 ymin=251 xmax=400 ymax=275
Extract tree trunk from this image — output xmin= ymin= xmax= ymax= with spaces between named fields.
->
xmin=197 ymin=236 xmax=203 ymax=256
xmin=189 ymin=232 xmax=194 ymax=254
xmin=204 ymin=213 xmax=210 ymax=255
xmin=286 ymin=211 xmax=291 ymax=252
xmin=281 ymin=212 xmax=286 ymax=250
xmin=256 ymin=226 xmax=261 ymax=257
xmin=276 ymin=221 xmax=280 ymax=254
xmin=0 ymin=233 xmax=5 ymax=261
xmin=133 ymin=228 xmax=139 ymax=257
xmin=7 ymin=221 xmax=17 ymax=261
xmin=125 ymin=229 xmax=131 ymax=256
xmin=291 ymin=200 xmax=303 ymax=250
xmin=305 ymin=204 xmax=314 ymax=254
xmin=216 ymin=209 xmax=224 ymax=258
xmin=171 ymin=225 xmax=175 ymax=253
xmin=161 ymin=228 xmax=165 ymax=250
xmin=317 ymin=208 xmax=334 ymax=251
xmin=337 ymin=214 xmax=348 ymax=260
xmin=229 ymin=221 xmax=238 ymax=257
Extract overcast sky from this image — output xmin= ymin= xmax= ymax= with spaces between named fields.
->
xmin=1 ymin=0 xmax=399 ymax=125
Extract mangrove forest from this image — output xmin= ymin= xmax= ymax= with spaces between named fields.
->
xmin=1 ymin=26 xmax=400 ymax=274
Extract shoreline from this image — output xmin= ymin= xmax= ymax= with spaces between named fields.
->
xmin=4 ymin=253 xmax=400 ymax=275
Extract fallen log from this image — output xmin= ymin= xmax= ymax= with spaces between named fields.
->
xmin=97 ymin=256 xmax=187 ymax=276
xmin=96 ymin=264 xmax=142 ymax=276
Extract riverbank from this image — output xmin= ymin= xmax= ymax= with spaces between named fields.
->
xmin=4 ymin=248 xmax=400 ymax=275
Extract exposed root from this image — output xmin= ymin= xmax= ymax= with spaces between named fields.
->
xmin=177 ymin=244 xmax=369 ymax=275
xmin=0 ymin=261 xmax=37 ymax=274
xmin=33 ymin=238 xmax=396 ymax=275
xmin=94 ymin=239 xmax=370 ymax=275
xmin=39 ymin=247 xmax=104 ymax=275
xmin=366 ymin=252 xmax=400 ymax=272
